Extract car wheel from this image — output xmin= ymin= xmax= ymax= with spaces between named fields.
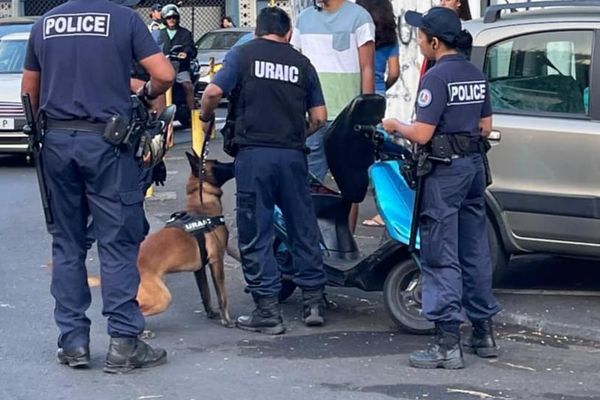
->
xmin=488 ymin=218 xmax=510 ymax=286
xmin=383 ymin=259 xmax=434 ymax=334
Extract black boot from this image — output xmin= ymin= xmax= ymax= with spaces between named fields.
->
xmin=57 ymin=345 xmax=90 ymax=369
xmin=302 ymin=288 xmax=325 ymax=327
xmin=464 ymin=318 xmax=499 ymax=358
xmin=236 ymin=296 xmax=286 ymax=335
xmin=409 ymin=323 xmax=464 ymax=369
xmin=104 ymin=337 xmax=167 ymax=374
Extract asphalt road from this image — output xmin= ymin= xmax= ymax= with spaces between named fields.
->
xmin=1 ymin=133 xmax=599 ymax=400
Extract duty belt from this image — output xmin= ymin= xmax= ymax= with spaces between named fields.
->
xmin=46 ymin=118 xmax=106 ymax=134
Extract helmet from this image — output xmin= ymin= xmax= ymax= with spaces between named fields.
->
xmin=143 ymin=131 xmax=168 ymax=167
xmin=161 ymin=4 xmax=180 ymax=20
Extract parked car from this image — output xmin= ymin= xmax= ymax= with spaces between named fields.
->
xmin=194 ymin=27 xmax=253 ymax=97
xmin=463 ymin=1 xmax=600 ymax=281
xmin=0 ymin=31 xmax=31 ymax=157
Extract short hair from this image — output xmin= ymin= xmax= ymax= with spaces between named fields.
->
xmin=255 ymin=7 xmax=291 ymax=37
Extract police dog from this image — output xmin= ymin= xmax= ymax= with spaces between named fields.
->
xmin=136 ymin=151 xmax=235 ymax=327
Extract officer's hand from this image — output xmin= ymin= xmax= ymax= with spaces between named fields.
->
xmin=152 ymin=161 xmax=167 ymax=186
xmin=177 ymin=52 xmax=187 ymax=60
xmin=382 ymin=118 xmax=399 ymax=134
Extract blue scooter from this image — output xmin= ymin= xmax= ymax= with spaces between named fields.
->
xmin=273 ymin=94 xmax=433 ymax=334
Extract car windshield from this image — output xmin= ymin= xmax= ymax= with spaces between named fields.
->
xmin=196 ymin=31 xmax=248 ymax=50
xmin=0 ymin=39 xmax=26 ymax=73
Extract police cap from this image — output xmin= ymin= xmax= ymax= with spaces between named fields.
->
xmin=405 ymin=7 xmax=461 ymax=44
xmin=151 ymin=3 xmax=163 ymax=11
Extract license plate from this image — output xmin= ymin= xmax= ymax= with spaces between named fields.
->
xmin=0 ymin=118 xmax=14 ymax=130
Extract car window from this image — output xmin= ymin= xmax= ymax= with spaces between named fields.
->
xmin=196 ymin=32 xmax=248 ymax=50
xmin=0 ymin=39 xmax=27 ymax=73
xmin=484 ymin=30 xmax=592 ymax=116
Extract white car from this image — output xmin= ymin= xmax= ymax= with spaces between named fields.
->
xmin=0 ymin=32 xmax=30 ymax=156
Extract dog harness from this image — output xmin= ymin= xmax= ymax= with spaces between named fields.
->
xmin=165 ymin=212 xmax=225 ymax=235
xmin=165 ymin=212 xmax=226 ymax=265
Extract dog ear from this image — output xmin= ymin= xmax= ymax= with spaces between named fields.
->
xmin=185 ymin=151 xmax=200 ymax=178
xmin=211 ymin=161 xmax=235 ymax=187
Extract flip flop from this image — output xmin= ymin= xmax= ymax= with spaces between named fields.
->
xmin=362 ymin=218 xmax=385 ymax=227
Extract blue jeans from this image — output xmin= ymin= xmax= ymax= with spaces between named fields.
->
xmin=305 ymin=122 xmax=331 ymax=183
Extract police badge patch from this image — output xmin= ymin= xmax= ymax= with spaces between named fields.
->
xmin=417 ymin=89 xmax=432 ymax=108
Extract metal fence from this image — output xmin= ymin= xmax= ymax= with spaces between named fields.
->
xmin=21 ymin=0 xmax=224 ymax=40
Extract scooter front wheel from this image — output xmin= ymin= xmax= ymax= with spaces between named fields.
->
xmin=383 ymin=259 xmax=434 ymax=335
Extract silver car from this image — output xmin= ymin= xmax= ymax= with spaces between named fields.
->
xmin=0 ymin=32 xmax=30 ymax=156
xmin=465 ymin=1 xmax=600 ymax=280
xmin=194 ymin=27 xmax=253 ymax=96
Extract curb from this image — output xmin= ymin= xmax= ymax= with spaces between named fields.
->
xmin=496 ymin=310 xmax=600 ymax=342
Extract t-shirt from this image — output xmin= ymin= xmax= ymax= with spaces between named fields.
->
xmin=416 ymin=54 xmax=492 ymax=139
xmin=291 ymin=1 xmax=375 ymax=119
xmin=375 ymin=43 xmax=399 ymax=94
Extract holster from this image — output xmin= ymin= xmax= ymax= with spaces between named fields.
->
xmin=479 ymin=138 xmax=493 ymax=187
xmin=222 ymin=87 xmax=240 ymax=157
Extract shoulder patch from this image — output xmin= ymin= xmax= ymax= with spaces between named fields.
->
xmin=417 ymin=89 xmax=432 ymax=108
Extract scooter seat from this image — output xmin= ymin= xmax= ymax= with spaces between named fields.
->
xmin=324 ymin=94 xmax=386 ymax=203
xmin=369 ymin=160 xmax=420 ymax=249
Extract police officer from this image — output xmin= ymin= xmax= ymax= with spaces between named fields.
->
xmin=22 ymin=0 xmax=175 ymax=372
xmin=382 ymin=7 xmax=502 ymax=369
xmin=200 ymin=7 xmax=328 ymax=334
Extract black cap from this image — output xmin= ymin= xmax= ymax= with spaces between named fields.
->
xmin=405 ymin=7 xmax=461 ymax=44
xmin=151 ymin=3 xmax=163 ymax=11
xmin=112 ymin=0 xmax=142 ymax=6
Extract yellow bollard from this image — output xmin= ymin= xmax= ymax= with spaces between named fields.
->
xmin=191 ymin=109 xmax=205 ymax=156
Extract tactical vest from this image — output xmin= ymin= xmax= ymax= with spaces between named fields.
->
xmin=232 ymin=39 xmax=309 ymax=150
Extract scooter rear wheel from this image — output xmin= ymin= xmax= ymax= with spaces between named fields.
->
xmin=383 ymin=259 xmax=434 ymax=335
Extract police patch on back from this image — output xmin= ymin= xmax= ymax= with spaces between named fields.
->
xmin=43 ymin=13 xmax=111 ymax=40
xmin=447 ymin=80 xmax=486 ymax=106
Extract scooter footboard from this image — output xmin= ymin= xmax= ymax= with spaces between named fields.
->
xmin=343 ymin=239 xmax=410 ymax=291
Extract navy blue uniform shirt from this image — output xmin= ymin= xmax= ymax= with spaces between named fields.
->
xmin=213 ymin=39 xmax=325 ymax=110
xmin=25 ymin=0 xmax=160 ymax=122
xmin=416 ymin=54 xmax=491 ymax=138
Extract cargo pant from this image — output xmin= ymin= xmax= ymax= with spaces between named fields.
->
xmin=235 ymin=147 xmax=327 ymax=298
xmin=419 ymin=154 xmax=502 ymax=323
xmin=42 ymin=129 xmax=146 ymax=350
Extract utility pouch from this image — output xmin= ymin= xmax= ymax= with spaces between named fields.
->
xmin=450 ymin=135 xmax=471 ymax=155
xmin=102 ymin=115 xmax=130 ymax=146
xmin=430 ymin=135 xmax=453 ymax=159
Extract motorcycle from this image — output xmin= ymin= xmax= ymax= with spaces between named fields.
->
xmin=273 ymin=94 xmax=433 ymax=334
xmin=166 ymin=45 xmax=200 ymax=129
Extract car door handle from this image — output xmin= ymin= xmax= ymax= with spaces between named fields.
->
xmin=488 ymin=130 xmax=501 ymax=141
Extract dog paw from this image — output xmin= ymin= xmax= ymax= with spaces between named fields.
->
xmin=221 ymin=319 xmax=235 ymax=328
xmin=206 ymin=310 xmax=220 ymax=320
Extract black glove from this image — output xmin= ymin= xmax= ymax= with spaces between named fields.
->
xmin=152 ymin=161 xmax=167 ymax=186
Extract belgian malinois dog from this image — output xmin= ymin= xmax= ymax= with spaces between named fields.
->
xmin=136 ymin=151 xmax=235 ymax=327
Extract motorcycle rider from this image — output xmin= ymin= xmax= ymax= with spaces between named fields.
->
xmin=159 ymin=4 xmax=197 ymax=118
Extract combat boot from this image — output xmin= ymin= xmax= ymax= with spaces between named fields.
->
xmin=236 ymin=296 xmax=286 ymax=335
xmin=409 ymin=323 xmax=464 ymax=369
xmin=464 ymin=318 xmax=499 ymax=358
xmin=104 ymin=337 xmax=167 ymax=374
xmin=302 ymin=288 xmax=325 ymax=327
xmin=57 ymin=345 xmax=90 ymax=369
